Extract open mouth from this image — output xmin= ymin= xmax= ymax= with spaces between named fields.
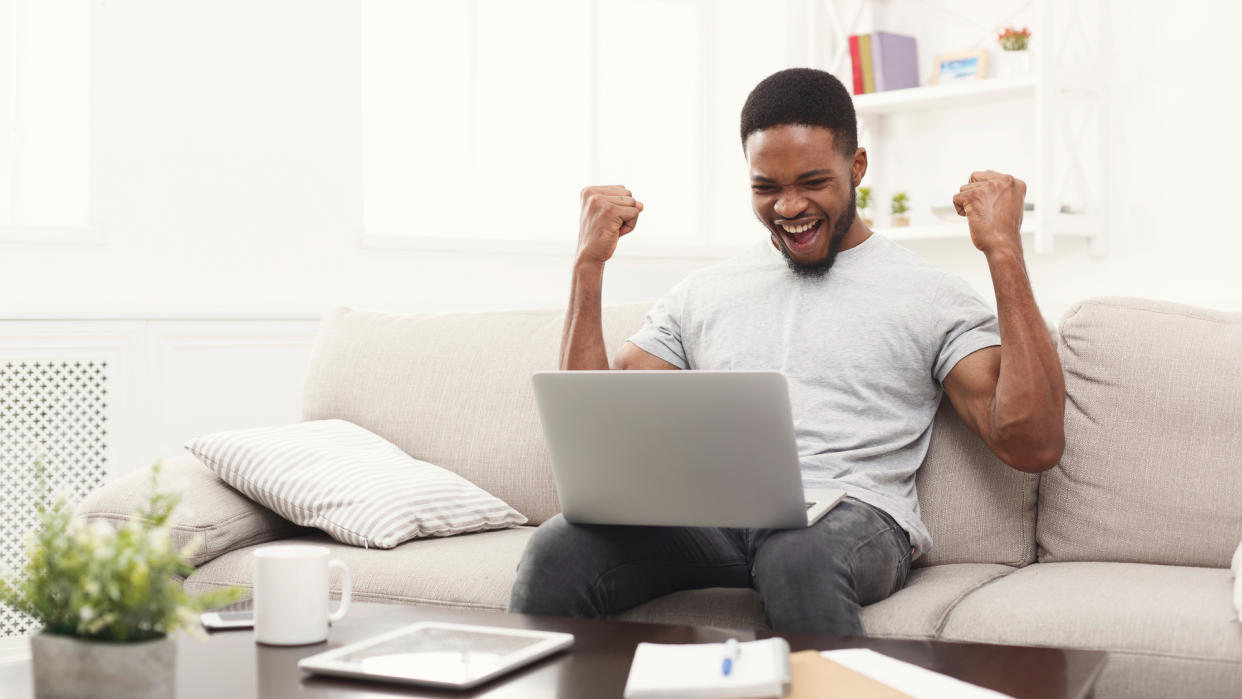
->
xmin=778 ymin=219 xmax=823 ymax=255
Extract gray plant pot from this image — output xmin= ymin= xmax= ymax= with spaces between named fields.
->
xmin=29 ymin=632 xmax=176 ymax=699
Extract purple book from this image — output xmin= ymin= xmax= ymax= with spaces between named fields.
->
xmin=872 ymin=32 xmax=919 ymax=91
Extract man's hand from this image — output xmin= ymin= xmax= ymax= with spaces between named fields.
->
xmin=952 ymin=170 xmax=1026 ymax=258
xmin=577 ymin=185 xmax=643 ymax=265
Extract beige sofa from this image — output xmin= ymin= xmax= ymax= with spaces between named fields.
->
xmin=80 ymin=296 xmax=1242 ymax=698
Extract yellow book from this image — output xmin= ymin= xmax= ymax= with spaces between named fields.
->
xmin=859 ymin=33 xmax=876 ymax=93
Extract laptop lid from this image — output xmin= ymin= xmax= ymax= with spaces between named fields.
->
xmin=531 ymin=370 xmax=814 ymax=528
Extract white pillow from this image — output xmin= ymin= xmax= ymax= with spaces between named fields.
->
xmin=184 ymin=419 xmax=527 ymax=548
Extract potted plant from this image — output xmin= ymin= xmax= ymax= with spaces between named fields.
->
xmin=857 ymin=186 xmax=874 ymax=227
xmin=0 ymin=462 xmax=243 ymax=699
xmin=890 ymin=191 xmax=911 ymax=227
xmin=996 ymin=26 xmax=1032 ymax=78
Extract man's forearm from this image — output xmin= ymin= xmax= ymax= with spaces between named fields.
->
xmin=986 ymin=248 xmax=1066 ymax=470
xmin=559 ymin=259 xmax=611 ymax=370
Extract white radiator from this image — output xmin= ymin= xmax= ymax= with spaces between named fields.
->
xmin=0 ymin=360 xmax=108 ymax=638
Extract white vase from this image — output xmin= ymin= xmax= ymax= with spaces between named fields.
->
xmin=996 ymin=50 xmax=1031 ymax=79
xmin=30 ymin=632 xmax=176 ymax=699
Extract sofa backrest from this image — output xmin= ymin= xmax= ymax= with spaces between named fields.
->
xmin=1038 ymin=297 xmax=1242 ymax=568
xmin=300 ymin=304 xmax=650 ymax=525
xmin=914 ymin=397 xmax=1039 ymax=567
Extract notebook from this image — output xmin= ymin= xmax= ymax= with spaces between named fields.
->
xmin=622 ymin=637 xmax=792 ymax=699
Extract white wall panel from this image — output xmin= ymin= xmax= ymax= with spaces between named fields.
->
xmin=144 ymin=320 xmax=318 ymax=462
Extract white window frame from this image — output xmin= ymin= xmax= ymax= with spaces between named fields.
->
xmin=0 ymin=0 xmax=96 ymax=245
xmin=359 ymin=0 xmax=810 ymax=260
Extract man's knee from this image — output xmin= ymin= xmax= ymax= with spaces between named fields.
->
xmin=508 ymin=515 xmax=605 ymax=617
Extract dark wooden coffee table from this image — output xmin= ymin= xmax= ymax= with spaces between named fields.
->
xmin=0 ymin=601 xmax=1105 ymax=698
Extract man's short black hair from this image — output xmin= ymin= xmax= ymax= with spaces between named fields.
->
xmin=739 ymin=68 xmax=857 ymax=157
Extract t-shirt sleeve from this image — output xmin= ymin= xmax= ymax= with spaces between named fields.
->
xmin=931 ymin=275 xmax=1001 ymax=384
xmin=626 ymin=280 xmax=691 ymax=369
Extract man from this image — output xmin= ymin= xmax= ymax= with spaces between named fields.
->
xmin=508 ymin=68 xmax=1064 ymax=635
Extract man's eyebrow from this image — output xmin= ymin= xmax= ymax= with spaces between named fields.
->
xmin=750 ymin=170 xmax=834 ymax=183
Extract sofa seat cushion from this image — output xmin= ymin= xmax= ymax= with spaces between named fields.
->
xmin=185 ymin=527 xmax=535 ymax=611
xmin=862 ymin=563 xmax=1017 ymax=640
xmin=940 ymin=561 xmax=1242 ymax=699
xmin=612 ymin=564 xmax=1017 ymax=637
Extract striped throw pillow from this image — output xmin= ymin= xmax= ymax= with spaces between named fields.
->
xmin=184 ymin=419 xmax=527 ymax=549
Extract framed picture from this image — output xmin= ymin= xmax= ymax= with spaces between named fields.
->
xmin=932 ymin=50 xmax=988 ymax=84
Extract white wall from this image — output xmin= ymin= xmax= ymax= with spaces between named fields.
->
xmin=0 ymin=0 xmax=1238 ymax=319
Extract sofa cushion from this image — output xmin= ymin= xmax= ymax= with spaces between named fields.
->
xmin=1040 ymin=297 xmax=1242 ymax=567
xmin=914 ymin=397 xmax=1040 ymax=567
xmin=861 ymin=563 xmax=1017 ymax=639
xmin=611 ymin=564 xmax=1017 ymax=638
xmin=940 ymin=561 xmax=1242 ymax=699
xmin=185 ymin=527 xmax=535 ymax=610
xmin=185 ymin=419 xmax=526 ymax=549
xmin=76 ymin=453 xmax=307 ymax=567
xmin=300 ymin=304 xmax=650 ymax=525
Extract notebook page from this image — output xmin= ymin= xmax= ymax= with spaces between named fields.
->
xmin=623 ymin=638 xmax=790 ymax=699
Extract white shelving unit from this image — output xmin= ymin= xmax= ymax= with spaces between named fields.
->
xmin=823 ymin=0 xmax=1108 ymax=255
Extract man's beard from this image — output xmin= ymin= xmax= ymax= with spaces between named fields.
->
xmin=775 ymin=187 xmax=856 ymax=279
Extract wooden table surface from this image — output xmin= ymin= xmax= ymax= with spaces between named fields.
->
xmin=0 ymin=601 xmax=1105 ymax=698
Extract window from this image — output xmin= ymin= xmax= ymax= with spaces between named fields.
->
xmin=362 ymin=0 xmax=793 ymax=256
xmin=0 ymin=0 xmax=91 ymax=242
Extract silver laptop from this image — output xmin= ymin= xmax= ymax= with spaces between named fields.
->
xmin=531 ymin=370 xmax=845 ymax=529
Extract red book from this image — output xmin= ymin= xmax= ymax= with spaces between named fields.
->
xmin=848 ymin=35 xmax=864 ymax=95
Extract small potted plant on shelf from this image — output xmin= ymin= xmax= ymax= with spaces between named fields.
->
xmin=996 ymin=26 xmax=1032 ymax=78
xmin=857 ymin=186 xmax=874 ymax=227
xmin=0 ymin=462 xmax=243 ymax=699
xmin=890 ymin=191 xmax=911 ymax=227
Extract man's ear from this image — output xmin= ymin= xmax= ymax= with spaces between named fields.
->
xmin=852 ymin=147 xmax=868 ymax=187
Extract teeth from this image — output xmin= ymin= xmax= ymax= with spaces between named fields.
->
xmin=780 ymin=221 xmax=817 ymax=234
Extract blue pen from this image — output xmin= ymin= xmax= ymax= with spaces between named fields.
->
xmin=721 ymin=638 xmax=740 ymax=676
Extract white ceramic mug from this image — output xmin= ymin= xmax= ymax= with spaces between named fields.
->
xmin=253 ymin=544 xmax=352 ymax=645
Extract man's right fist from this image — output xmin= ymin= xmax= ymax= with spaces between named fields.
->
xmin=577 ymin=185 xmax=643 ymax=265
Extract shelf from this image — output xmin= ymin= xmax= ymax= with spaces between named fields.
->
xmin=853 ymin=76 xmax=1037 ymax=116
xmin=878 ymin=213 xmax=1098 ymax=242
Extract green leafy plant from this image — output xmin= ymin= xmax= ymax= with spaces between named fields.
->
xmin=890 ymin=191 xmax=910 ymax=216
xmin=857 ymin=186 xmax=872 ymax=212
xmin=0 ymin=462 xmax=243 ymax=642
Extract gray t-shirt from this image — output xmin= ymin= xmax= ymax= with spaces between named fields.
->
xmin=626 ymin=233 xmax=1001 ymax=557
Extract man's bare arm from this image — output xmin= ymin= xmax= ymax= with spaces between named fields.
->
xmin=560 ymin=258 xmax=610 ymax=370
xmin=561 ymin=185 xmax=678 ymax=371
xmin=942 ymin=171 xmax=1066 ymax=473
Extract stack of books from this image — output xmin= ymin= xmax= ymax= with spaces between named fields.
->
xmin=848 ymin=32 xmax=919 ymax=94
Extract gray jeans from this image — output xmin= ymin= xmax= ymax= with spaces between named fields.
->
xmin=508 ymin=497 xmax=912 ymax=635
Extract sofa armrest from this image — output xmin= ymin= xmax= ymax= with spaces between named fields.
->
xmin=76 ymin=452 xmax=309 ymax=567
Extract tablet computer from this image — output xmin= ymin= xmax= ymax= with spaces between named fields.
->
xmin=297 ymin=621 xmax=574 ymax=689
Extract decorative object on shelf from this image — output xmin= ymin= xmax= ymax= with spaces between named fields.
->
xmin=0 ymin=461 xmax=244 ymax=699
xmin=849 ymin=32 xmax=919 ymax=94
xmin=996 ymin=26 xmax=1032 ymax=79
xmin=931 ymin=49 xmax=988 ymax=84
xmin=890 ymin=192 xmax=911 ymax=227
xmin=857 ymin=186 xmax=874 ymax=226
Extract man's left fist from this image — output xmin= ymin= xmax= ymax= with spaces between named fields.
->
xmin=952 ymin=170 xmax=1026 ymax=256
